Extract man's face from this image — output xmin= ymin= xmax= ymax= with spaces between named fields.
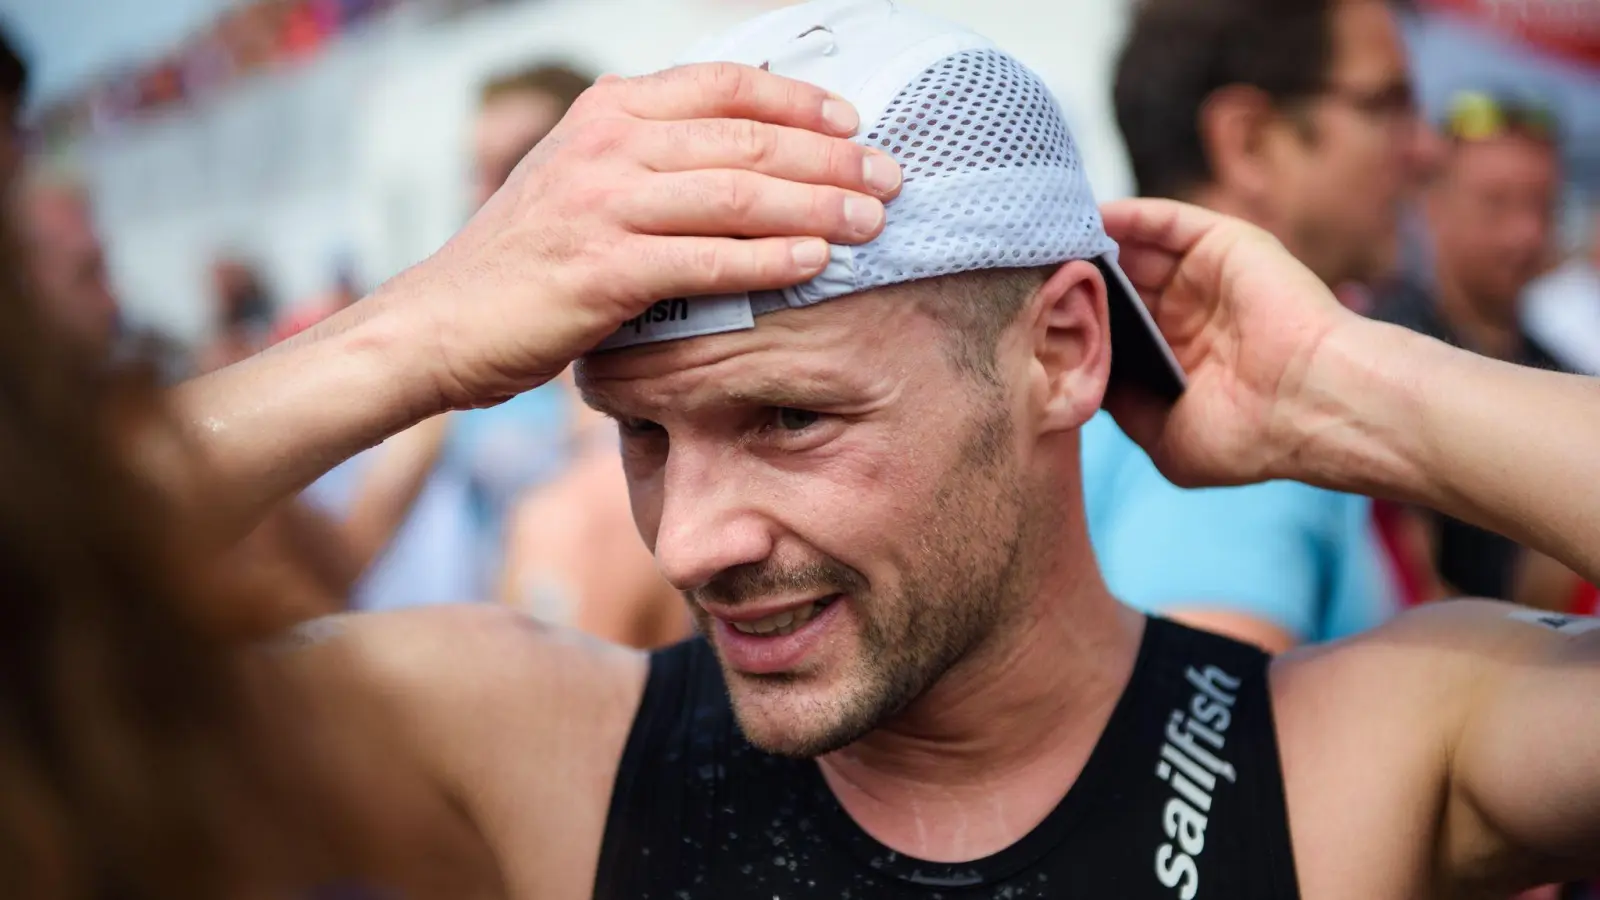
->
xmin=1429 ymin=134 xmax=1560 ymax=319
xmin=578 ymin=285 xmax=1036 ymax=758
xmin=472 ymin=90 xmax=564 ymax=209
xmin=22 ymin=186 xmax=118 ymax=350
xmin=1263 ymin=0 xmax=1437 ymax=286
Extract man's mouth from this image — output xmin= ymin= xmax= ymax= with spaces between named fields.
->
xmin=726 ymin=595 xmax=841 ymax=637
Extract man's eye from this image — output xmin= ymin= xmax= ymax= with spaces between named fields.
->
xmin=774 ymin=408 xmax=820 ymax=432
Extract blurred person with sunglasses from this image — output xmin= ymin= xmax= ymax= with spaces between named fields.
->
xmin=1087 ymin=0 xmax=1443 ymax=654
xmin=1371 ymin=90 xmax=1580 ymax=612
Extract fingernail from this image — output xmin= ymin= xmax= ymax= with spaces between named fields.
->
xmin=863 ymin=153 xmax=902 ymax=195
xmin=822 ymin=99 xmax=859 ymax=134
xmin=792 ymin=239 xmax=830 ymax=270
xmin=845 ymin=196 xmax=885 ymax=234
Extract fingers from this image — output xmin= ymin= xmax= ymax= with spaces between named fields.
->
xmin=630 ymin=236 xmax=834 ymax=301
xmin=1112 ymin=241 xmax=1183 ymax=300
xmin=1100 ymin=198 xmax=1221 ymax=255
xmin=610 ymin=63 xmax=860 ymax=137
xmin=624 ymin=170 xmax=886 ymax=244
xmin=644 ymin=119 xmax=902 ymax=199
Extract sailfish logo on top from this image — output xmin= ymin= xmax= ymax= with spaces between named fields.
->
xmin=1153 ymin=663 xmax=1242 ymax=900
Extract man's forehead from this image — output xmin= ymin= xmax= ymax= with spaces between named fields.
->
xmin=1331 ymin=0 xmax=1409 ymax=83
xmin=577 ymin=287 xmax=938 ymax=406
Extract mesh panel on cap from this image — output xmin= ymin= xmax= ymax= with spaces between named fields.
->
xmin=850 ymin=49 xmax=1115 ymax=288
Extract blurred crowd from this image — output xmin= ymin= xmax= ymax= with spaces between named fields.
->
xmin=31 ymin=0 xmax=521 ymax=148
xmin=2 ymin=0 xmax=1598 ymax=896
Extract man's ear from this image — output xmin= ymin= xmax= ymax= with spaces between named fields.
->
xmin=1199 ymin=84 xmax=1278 ymax=203
xmin=1025 ymin=260 xmax=1110 ymax=436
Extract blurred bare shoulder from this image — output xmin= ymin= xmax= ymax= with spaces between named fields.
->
xmin=268 ymin=603 xmax=650 ymax=750
xmin=260 ymin=605 xmax=651 ymax=898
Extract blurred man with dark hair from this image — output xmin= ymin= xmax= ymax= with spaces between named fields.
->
xmin=1373 ymin=92 xmax=1575 ymax=611
xmin=1083 ymin=0 xmax=1442 ymax=652
xmin=473 ymin=62 xmax=595 ymax=209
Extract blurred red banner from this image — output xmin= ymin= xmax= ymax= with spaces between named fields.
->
xmin=1421 ymin=0 xmax=1600 ymax=69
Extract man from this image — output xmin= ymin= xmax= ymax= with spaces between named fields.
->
xmin=472 ymin=63 xmax=595 ymax=209
xmin=176 ymin=4 xmax=1598 ymax=898
xmin=1372 ymin=91 xmax=1570 ymax=606
xmin=1089 ymin=0 xmax=1446 ymax=651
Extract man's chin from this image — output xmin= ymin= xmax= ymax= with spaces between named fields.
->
xmin=726 ymin=684 xmax=876 ymax=760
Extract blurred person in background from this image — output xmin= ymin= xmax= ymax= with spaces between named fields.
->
xmin=1372 ymin=91 xmax=1589 ymax=614
xmin=1523 ymin=203 xmax=1600 ymax=377
xmin=0 ymin=28 xmax=380 ymax=897
xmin=472 ymin=62 xmax=592 ymax=209
xmin=470 ymin=61 xmax=689 ymax=646
xmin=199 ymin=256 xmax=277 ymax=372
xmin=1095 ymin=0 xmax=1442 ymax=652
xmin=16 ymin=164 xmax=119 ymax=354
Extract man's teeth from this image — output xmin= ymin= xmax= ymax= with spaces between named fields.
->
xmin=730 ymin=600 xmax=829 ymax=636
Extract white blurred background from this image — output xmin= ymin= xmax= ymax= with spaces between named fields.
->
xmin=6 ymin=0 xmax=1599 ymax=344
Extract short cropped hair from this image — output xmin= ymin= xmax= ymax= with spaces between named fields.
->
xmin=1113 ymin=0 xmax=1339 ymax=199
xmin=480 ymin=62 xmax=596 ymax=115
xmin=915 ymin=267 xmax=1053 ymax=388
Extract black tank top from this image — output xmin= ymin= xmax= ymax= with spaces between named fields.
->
xmin=594 ymin=616 xmax=1300 ymax=899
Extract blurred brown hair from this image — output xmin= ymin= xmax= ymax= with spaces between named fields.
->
xmin=480 ymin=61 xmax=595 ymax=114
xmin=0 ymin=176 xmax=343 ymax=896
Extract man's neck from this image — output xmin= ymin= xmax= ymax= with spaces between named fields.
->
xmin=1432 ymin=266 xmax=1523 ymax=361
xmin=816 ymin=507 xmax=1143 ymax=863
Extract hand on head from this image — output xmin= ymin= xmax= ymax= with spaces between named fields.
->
xmin=386 ymin=62 xmax=903 ymax=411
xmin=1098 ymin=198 xmax=1358 ymax=489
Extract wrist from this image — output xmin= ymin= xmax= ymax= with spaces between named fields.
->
xmin=354 ymin=267 xmax=457 ymax=422
xmin=1272 ymin=317 xmax=1439 ymax=501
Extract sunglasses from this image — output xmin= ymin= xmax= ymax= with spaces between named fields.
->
xmin=1443 ymin=91 xmax=1560 ymax=143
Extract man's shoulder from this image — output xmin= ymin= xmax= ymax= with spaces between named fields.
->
xmin=271 ymin=604 xmax=650 ymax=742
xmin=1270 ymin=599 xmax=1580 ymax=719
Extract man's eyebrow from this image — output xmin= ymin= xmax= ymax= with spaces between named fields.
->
xmin=579 ymin=369 xmax=865 ymax=418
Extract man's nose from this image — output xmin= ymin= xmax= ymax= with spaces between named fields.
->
xmin=650 ymin=445 xmax=774 ymax=593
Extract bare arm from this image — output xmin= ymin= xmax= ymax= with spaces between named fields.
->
xmin=1097 ymin=199 xmax=1600 ymax=889
xmin=1287 ymin=322 xmax=1600 ymax=586
xmin=164 ymin=299 xmax=439 ymax=549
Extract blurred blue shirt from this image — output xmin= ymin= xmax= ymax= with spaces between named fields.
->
xmin=1081 ymin=412 xmax=1399 ymax=644
xmin=302 ymin=382 xmax=576 ymax=612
